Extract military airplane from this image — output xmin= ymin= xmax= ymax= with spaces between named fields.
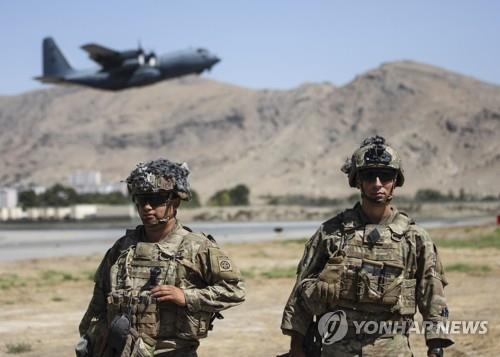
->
xmin=35 ymin=37 xmax=220 ymax=90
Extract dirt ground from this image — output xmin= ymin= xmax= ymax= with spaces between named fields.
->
xmin=0 ymin=225 xmax=499 ymax=357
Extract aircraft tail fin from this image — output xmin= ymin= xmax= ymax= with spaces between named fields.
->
xmin=42 ymin=37 xmax=73 ymax=77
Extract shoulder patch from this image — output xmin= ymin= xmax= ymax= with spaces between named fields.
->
xmin=208 ymin=247 xmax=240 ymax=282
xmin=217 ymin=256 xmax=233 ymax=272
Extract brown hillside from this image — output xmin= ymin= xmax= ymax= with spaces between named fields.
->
xmin=0 ymin=61 xmax=498 ymax=200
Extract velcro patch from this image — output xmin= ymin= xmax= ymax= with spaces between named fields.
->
xmin=218 ymin=256 xmax=232 ymax=272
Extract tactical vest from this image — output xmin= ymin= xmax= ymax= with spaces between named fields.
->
xmin=326 ymin=210 xmax=417 ymax=316
xmin=106 ymin=226 xmax=214 ymax=354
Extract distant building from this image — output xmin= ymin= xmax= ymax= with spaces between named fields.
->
xmin=68 ymin=170 xmax=102 ymax=193
xmin=68 ymin=170 xmax=127 ymax=195
xmin=32 ymin=185 xmax=47 ymax=195
xmin=0 ymin=188 xmax=18 ymax=208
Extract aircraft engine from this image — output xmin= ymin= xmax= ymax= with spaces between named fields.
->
xmin=146 ymin=53 xmax=157 ymax=67
xmin=138 ymin=53 xmax=145 ymax=65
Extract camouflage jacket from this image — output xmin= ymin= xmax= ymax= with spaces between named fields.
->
xmin=281 ymin=203 xmax=453 ymax=348
xmin=79 ymin=221 xmax=245 ymax=352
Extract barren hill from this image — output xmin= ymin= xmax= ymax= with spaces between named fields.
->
xmin=0 ymin=61 xmax=499 ymax=201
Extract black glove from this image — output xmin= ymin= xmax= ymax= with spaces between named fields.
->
xmin=75 ymin=335 xmax=89 ymax=357
xmin=427 ymin=347 xmax=443 ymax=357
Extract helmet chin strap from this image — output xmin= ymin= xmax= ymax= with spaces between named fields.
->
xmin=141 ymin=201 xmax=176 ymax=227
xmin=157 ymin=201 xmax=179 ymax=224
xmin=151 ymin=208 xmax=174 ymax=225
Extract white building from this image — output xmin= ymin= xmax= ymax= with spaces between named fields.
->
xmin=0 ymin=188 xmax=18 ymax=208
xmin=68 ymin=170 xmax=102 ymax=193
xmin=68 ymin=170 xmax=127 ymax=195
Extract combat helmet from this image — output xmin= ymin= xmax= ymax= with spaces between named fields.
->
xmin=341 ymin=135 xmax=404 ymax=187
xmin=125 ymin=159 xmax=191 ymax=200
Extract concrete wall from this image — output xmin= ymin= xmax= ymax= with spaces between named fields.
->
xmin=0 ymin=204 xmax=134 ymax=221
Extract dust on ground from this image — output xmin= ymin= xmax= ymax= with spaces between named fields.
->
xmin=0 ymin=225 xmax=499 ymax=357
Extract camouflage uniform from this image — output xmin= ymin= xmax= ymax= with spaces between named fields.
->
xmin=281 ymin=137 xmax=453 ymax=356
xmin=79 ymin=221 xmax=245 ymax=357
xmin=78 ymin=159 xmax=245 ymax=357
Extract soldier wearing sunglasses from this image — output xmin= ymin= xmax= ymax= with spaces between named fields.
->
xmin=77 ymin=159 xmax=245 ymax=357
xmin=280 ymin=136 xmax=453 ymax=357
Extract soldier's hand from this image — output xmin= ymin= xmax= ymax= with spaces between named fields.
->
xmin=151 ymin=285 xmax=186 ymax=306
xmin=427 ymin=346 xmax=444 ymax=357
xmin=427 ymin=353 xmax=443 ymax=357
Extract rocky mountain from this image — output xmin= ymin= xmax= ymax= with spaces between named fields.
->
xmin=0 ymin=61 xmax=499 ymax=201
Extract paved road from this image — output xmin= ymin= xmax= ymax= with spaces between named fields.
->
xmin=0 ymin=216 xmax=495 ymax=262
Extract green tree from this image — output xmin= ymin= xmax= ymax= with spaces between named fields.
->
xmin=18 ymin=190 xmax=40 ymax=208
xmin=229 ymin=184 xmax=250 ymax=205
xmin=414 ymin=189 xmax=445 ymax=202
xmin=40 ymin=184 xmax=79 ymax=206
xmin=208 ymin=184 xmax=250 ymax=206
xmin=459 ymin=188 xmax=467 ymax=201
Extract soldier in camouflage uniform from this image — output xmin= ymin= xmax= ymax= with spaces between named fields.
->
xmin=280 ymin=136 xmax=454 ymax=357
xmin=77 ymin=159 xmax=245 ymax=357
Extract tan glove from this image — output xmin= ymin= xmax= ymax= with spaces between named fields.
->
xmin=317 ymin=255 xmax=345 ymax=305
xmin=318 ymin=255 xmax=345 ymax=284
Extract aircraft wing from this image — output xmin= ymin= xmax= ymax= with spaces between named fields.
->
xmin=81 ymin=43 xmax=122 ymax=68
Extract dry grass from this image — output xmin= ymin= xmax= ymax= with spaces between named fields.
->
xmin=0 ymin=224 xmax=499 ymax=356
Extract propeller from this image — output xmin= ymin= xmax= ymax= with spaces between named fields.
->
xmin=137 ymin=39 xmax=144 ymax=55
xmin=136 ymin=39 xmax=146 ymax=65
xmin=136 ymin=39 xmax=157 ymax=66
xmin=145 ymin=46 xmax=157 ymax=66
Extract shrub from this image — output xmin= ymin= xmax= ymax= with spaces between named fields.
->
xmin=208 ymin=184 xmax=250 ymax=206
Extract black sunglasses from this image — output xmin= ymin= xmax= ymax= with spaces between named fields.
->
xmin=359 ymin=170 xmax=396 ymax=183
xmin=133 ymin=194 xmax=173 ymax=208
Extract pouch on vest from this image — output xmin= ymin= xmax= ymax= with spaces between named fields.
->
xmin=339 ymin=258 xmax=362 ymax=301
xmin=130 ymin=331 xmax=156 ymax=357
xmin=132 ymin=297 xmax=159 ymax=338
xmin=175 ymin=309 xmax=212 ymax=339
xmin=392 ymin=278 xmax=416 ymax=315
xmin=107 ymin=294 xmax=160 ymax=340
xmin=118 ymin=327 xmax=155 ymax=357
xmin=135 ymin=243 xmax=156 ymax=260
xmin=357 ymin=259 xmax=384 ymax=303
xmin=380 ymin=262 xmax=404 ymax=305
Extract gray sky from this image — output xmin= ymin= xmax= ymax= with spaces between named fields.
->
xmin=1 ymin=0 xmax=499 ymax=95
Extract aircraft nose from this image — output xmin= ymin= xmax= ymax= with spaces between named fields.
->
xmin=211 ymin=55 xmax=220 ymax=66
